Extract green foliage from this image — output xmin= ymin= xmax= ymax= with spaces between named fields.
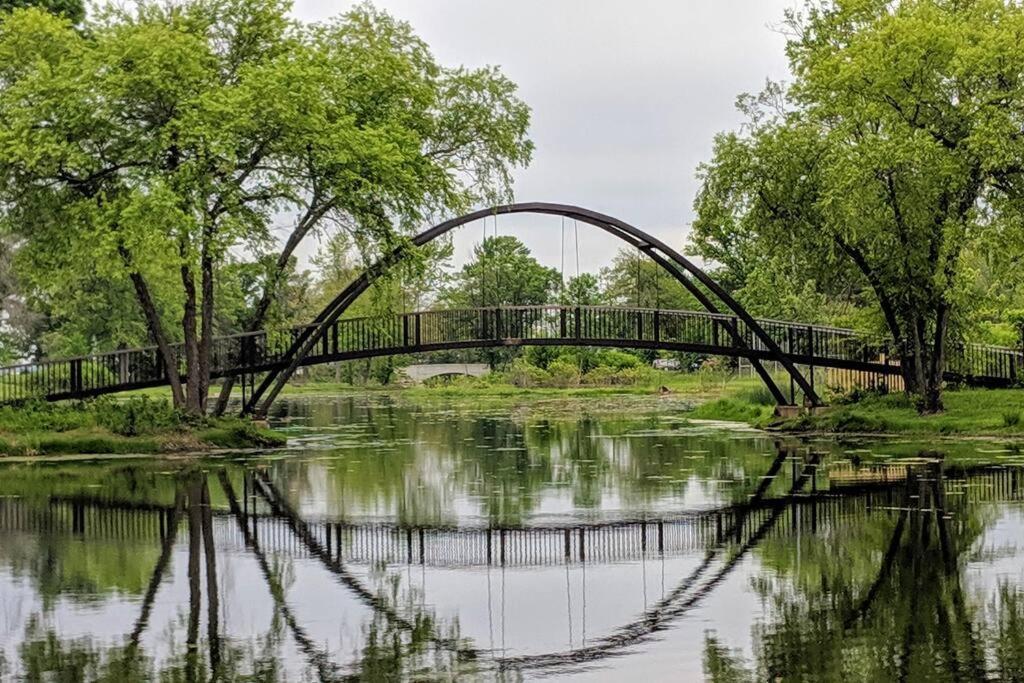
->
xmin=441 ymin=235 xmax=560 ymax=308
xmin=93 ymin=396 xmax=178 ymax=436
xmin=774 ymin=388 xmax=1024 ymax=436
xmin=692 ymin=0 xmax=1024 ymax=410
xmin=0 ymin=397 xmax=176 ymax=436
xmin=499 ymin=353 xmax=654 ymax=389
xmin=0 ymin=0 xmax=531 ymax=411
xmin=0 ymin=397 xmax=284 ymax=453
xmin=691 ymin=397 xmax=773 ymax=423
xmin=558 ymin=273 xmax=602 ymax=306
xmin=600 ymin=249 xmax=699 ymax=309
xmin=0 ymin=0 xmax=81 ymax=23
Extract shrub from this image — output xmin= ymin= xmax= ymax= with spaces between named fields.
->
xmin=504 ymin=359 xmax=550 ymax=388
xmin=593 ymin=349 xmax=641 ymax=371
xmin=546 ymin=359 xmax=581 ymax=388
xmin=0 ymin=400 xmax=91 ymax=433
xmin=1003 ymin=410 xmax=1021 ymax=427
xmin=581 ymin=366 xmax=616 ymax=386
xmin=94 ymin=396 xmax=179 ymax=436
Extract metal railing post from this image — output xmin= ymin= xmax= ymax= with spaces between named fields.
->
xmin=70 ymin=359 xmax=83 ymax=395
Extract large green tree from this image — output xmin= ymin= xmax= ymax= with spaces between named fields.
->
xmin=0 ymin=0 xmax=531 ymax=414
xmin=693 ymin=0 xmax=1024 ymax=412
xmin=440 ymin=235 xmax=560 ymax=308
xmin=600 ymin=248 xmax=700 ymax=310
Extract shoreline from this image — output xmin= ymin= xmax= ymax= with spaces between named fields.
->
xmin=6 ymin=380 xmax=1024 ymax=458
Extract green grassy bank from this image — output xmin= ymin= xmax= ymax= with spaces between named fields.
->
xmin=694 ymin=386 xmax=1024 ymax=437
xmin=127 ymin=369 xmax=762 ymax=404
xmin=0 ymin=398 xmax=286 ymax=457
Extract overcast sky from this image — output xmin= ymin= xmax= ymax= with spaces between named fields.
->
xmin=291 ymin=0 xmax=799 ymax=275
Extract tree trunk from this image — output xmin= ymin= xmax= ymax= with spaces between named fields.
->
xmin=181 ymin=261 xmax=204 ymax=416
xmin=198 ymin=249 xmax=215 ymax=414
xmin=894 ymin=308 xmax=948 ymax=414
xmin=120 ymin=246 xmax=186 ymax=407
xmin=920 ymin=306 xmax=950 ymax=414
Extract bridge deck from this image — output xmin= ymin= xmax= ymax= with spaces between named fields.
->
xmin=0 ymin=305 xmax=1019 ymax=403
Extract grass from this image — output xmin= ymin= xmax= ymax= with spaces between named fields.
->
xmin=688 ymin=386 xmax=1024 ymax=437
xmin=0 ymin=397 xmax=286 ymax=457
xmin=126 ymin=370 xmax=769 ymax=403
xmin=690 ymin=390 xmax=778 ymax=424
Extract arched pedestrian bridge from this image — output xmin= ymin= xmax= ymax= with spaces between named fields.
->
xmin=0 ymin=202 xmax=1019 ymax=412
xmin=0 ymin=304 xmax=1017 ymax=409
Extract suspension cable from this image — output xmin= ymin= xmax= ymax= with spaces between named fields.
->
xmin=560 ymin=216 xmax=566 ymax=291
xmin=574 ymin=220 xmax=580 ymax=280
xmin=635 ymin=248 xmax=641 ymax=306
xmin=480 ymin=217 xmax=487 ymax=307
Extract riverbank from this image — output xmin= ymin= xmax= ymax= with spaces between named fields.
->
xmin=262 ymin=371 xmax=767 ymax=400
xmin=696 ymin=387 xmax=1024 ymax=437
xmin=127 ymin=373 xmax=1024 ymax=438
xmin=0 ymin=398 xmax=286 ymax=457
xmin=126 ymin=371 xmax=764 ymax=405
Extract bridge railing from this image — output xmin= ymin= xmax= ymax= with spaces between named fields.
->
xmin=0 ymin=305 xmax=1021 ymax=403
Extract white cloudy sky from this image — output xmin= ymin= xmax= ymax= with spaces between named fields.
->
xmin=291 ymin=0 xmax=799 ymax=275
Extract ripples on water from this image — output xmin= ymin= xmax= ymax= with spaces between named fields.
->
xmin=1 ymin=394 xmax=1024 ymax=681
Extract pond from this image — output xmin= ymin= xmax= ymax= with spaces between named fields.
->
xmin=1 ymin=393 xmax=1024 ymax=681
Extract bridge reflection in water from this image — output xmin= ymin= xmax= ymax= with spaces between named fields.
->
xmin=1 ymin=448 xmax=1021 ymax=679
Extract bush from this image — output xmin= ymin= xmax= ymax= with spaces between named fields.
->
xmin=592 ymin=349 xmax=641 ymax=371
xmin=580 ymin=365 xmax=616 ymax=385
xmin=1003 ymin=410 xmax=1021 ymax=427
xmin=94 ymin=396 xmax=179 ymax=436
xmin=546 ymin=359 xmax=581 ymax=387
xmin=0 ymin=400 xmax=92 ymax=433
xmin=504 ymin=359 xmax=550 ymax=388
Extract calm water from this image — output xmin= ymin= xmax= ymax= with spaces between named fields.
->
xmin=2 ymin=394 xmax=1024 ymax=681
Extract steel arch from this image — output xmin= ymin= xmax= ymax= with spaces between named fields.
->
xmin=244 ymin=203 xmax=821 ymax=415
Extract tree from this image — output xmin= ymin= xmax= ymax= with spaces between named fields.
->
xmin=558 ymin=273 xmax=602 ymax=307
xmin=0 ymin=0 xmax=82 ymax=23
xmin=600 ymin=248 xmax=700 ymax=310
xmin=692 ymin=0 xmax=1024 ymax=412
xmin=440 ymin=235 xmax=559 ymax=308
xmin=0 ymin=0 xmax=532 ymax=414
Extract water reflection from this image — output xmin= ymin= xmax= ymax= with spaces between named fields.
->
xmin=0 ymin=395 xmax=1023 ymax=680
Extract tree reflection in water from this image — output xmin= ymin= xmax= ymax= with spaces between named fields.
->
xmin=1 ymin=469 xmax=469 ymax=682
xmin=2 ymin=398 xmax=1024 ymax=681
xmin=703 ymin=460 xmax=1024 ymax=682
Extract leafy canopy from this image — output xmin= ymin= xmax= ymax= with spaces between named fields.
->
xmin=0 ymin=0 xmax=532 ymax=380
xmin=692 ymin=0 xmax=1024 ymax=409
xmin=441 ymin=235 xmax=560 ymax=308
